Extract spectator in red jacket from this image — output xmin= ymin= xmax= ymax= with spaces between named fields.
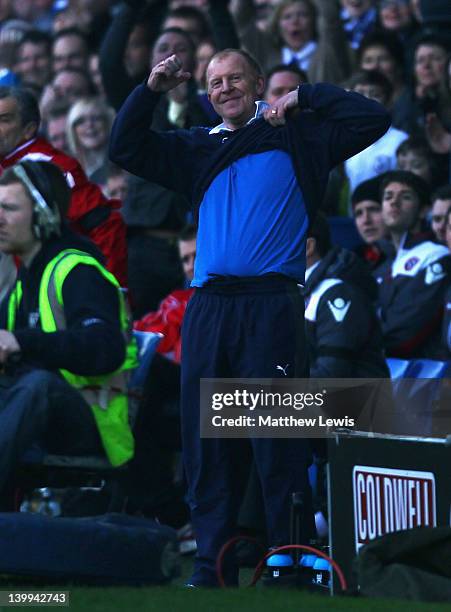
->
xmin=0 ymin=85 xmax=127 ymax=285
xmin=134 ymin=225 xmax=196 ymax=363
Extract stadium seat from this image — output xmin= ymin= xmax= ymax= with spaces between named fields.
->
xmin=405 ymin=359 xmax=451 ymax=379
xmin=391 ymin=359 xmax=450 ymax=438
xmin=128 ymin=331 xmax=163 ymax=404
xmin=386 ymin=358 xmax=410 ymax=379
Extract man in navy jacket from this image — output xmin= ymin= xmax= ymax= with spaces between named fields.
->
xmin=110 ymin=48 xmax=390 ymax=587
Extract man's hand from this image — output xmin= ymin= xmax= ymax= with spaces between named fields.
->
xmin=0 ymin=330 xmax=20 ymax=364
xmin=263 ymin=89 xmax=299 ymax=126
xmin=147 ymin=54 xmax=191 ymax=93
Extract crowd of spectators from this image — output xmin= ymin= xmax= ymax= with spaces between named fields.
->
xmin=0 ymin=0 xmax=450 ymax=537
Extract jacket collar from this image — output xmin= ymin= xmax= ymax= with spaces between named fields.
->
xmin=209 ymin=101 xmax=269 ymax=134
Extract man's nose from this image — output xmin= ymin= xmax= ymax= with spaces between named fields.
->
xmin=222 ymin=79 xmax=234 ymax=92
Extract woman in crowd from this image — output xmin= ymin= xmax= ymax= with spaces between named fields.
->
xmin=232 ymin=0 xmax=352 ymax=84
xmin=377 ymin=0 xmax=419 ymax=50
xmin=66 ymin=96 xmax=114 ymax=185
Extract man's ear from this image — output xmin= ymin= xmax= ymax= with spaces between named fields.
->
xmin=22 ymin=121 xmax=38 ymax=142
xmin=256 ymin=76 xmax=265 ymax=97
xmin=306 ymin=236 xmax=316 ymax=259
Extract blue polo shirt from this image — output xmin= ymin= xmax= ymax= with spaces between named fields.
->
xmin=192 ymin=146 xmax=308 ymax=287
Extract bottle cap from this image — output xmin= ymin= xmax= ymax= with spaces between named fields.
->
xmin=266 ymin=554 xmax=294 ymax=567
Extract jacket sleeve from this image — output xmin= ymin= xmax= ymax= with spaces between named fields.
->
xmin=310 ymin=283 xmax=376 ymax=378
xmin=109 ymin=83 xmax=197 ymax=199
xmin=209 ymin=0 xmax=240 ymax=50
xmin=14 ymin=265 xmax=126 ymax=376
xmin=98 ymin=2 xmax=166 ymax=111
xmin=297 ymin=83 xmax=391 ymax=168
xmin=133 ymin=289 xmax=193 ymax=364
xmin=379 ymin=254 xmax=451 ymax=357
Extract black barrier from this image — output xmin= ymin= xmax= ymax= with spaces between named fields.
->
xmin=328 ymin=433 xmax=451 ymax=593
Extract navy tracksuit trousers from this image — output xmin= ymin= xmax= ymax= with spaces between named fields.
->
xmin=181 ymin=276 xmax=315 ymax=586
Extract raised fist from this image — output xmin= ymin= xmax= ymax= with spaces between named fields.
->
xmin=147 ymin=54 xmax=191 ymax=93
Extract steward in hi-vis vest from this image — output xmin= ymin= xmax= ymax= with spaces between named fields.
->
xmin=0 ymin=160 xmax=137 ymax=500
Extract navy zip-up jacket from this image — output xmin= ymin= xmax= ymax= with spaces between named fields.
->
xmin=109 ymin=82 xmax=390 ymax=224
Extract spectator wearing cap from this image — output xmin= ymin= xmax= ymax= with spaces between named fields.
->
xmin=374 ymin=169 xmax=451 ymax=358
xmin=344 ymin=70 xmax=408 ymax=195
xmin=352 ymin=175 xmax=391 ymax=269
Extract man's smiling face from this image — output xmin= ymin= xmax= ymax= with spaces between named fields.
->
xmin=207 ymin=52 xmax=265 ymax=131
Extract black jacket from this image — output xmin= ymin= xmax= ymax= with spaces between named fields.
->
xmin=0 ymin=228 xmax=125 ymax=377
xmin=374 ymin=234 xmax=451 ymax=358
xmin=304 ymin=247 xmax=389 ymax=378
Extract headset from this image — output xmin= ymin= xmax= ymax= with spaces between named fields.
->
xmin=12 ymin=161 xmax=62 ymax=241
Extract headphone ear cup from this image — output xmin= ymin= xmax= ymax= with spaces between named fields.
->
xmin=20 ymin=161 xmax=59 ymax=240
xmin=32 ymin=214 xmax=42 ymax=240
